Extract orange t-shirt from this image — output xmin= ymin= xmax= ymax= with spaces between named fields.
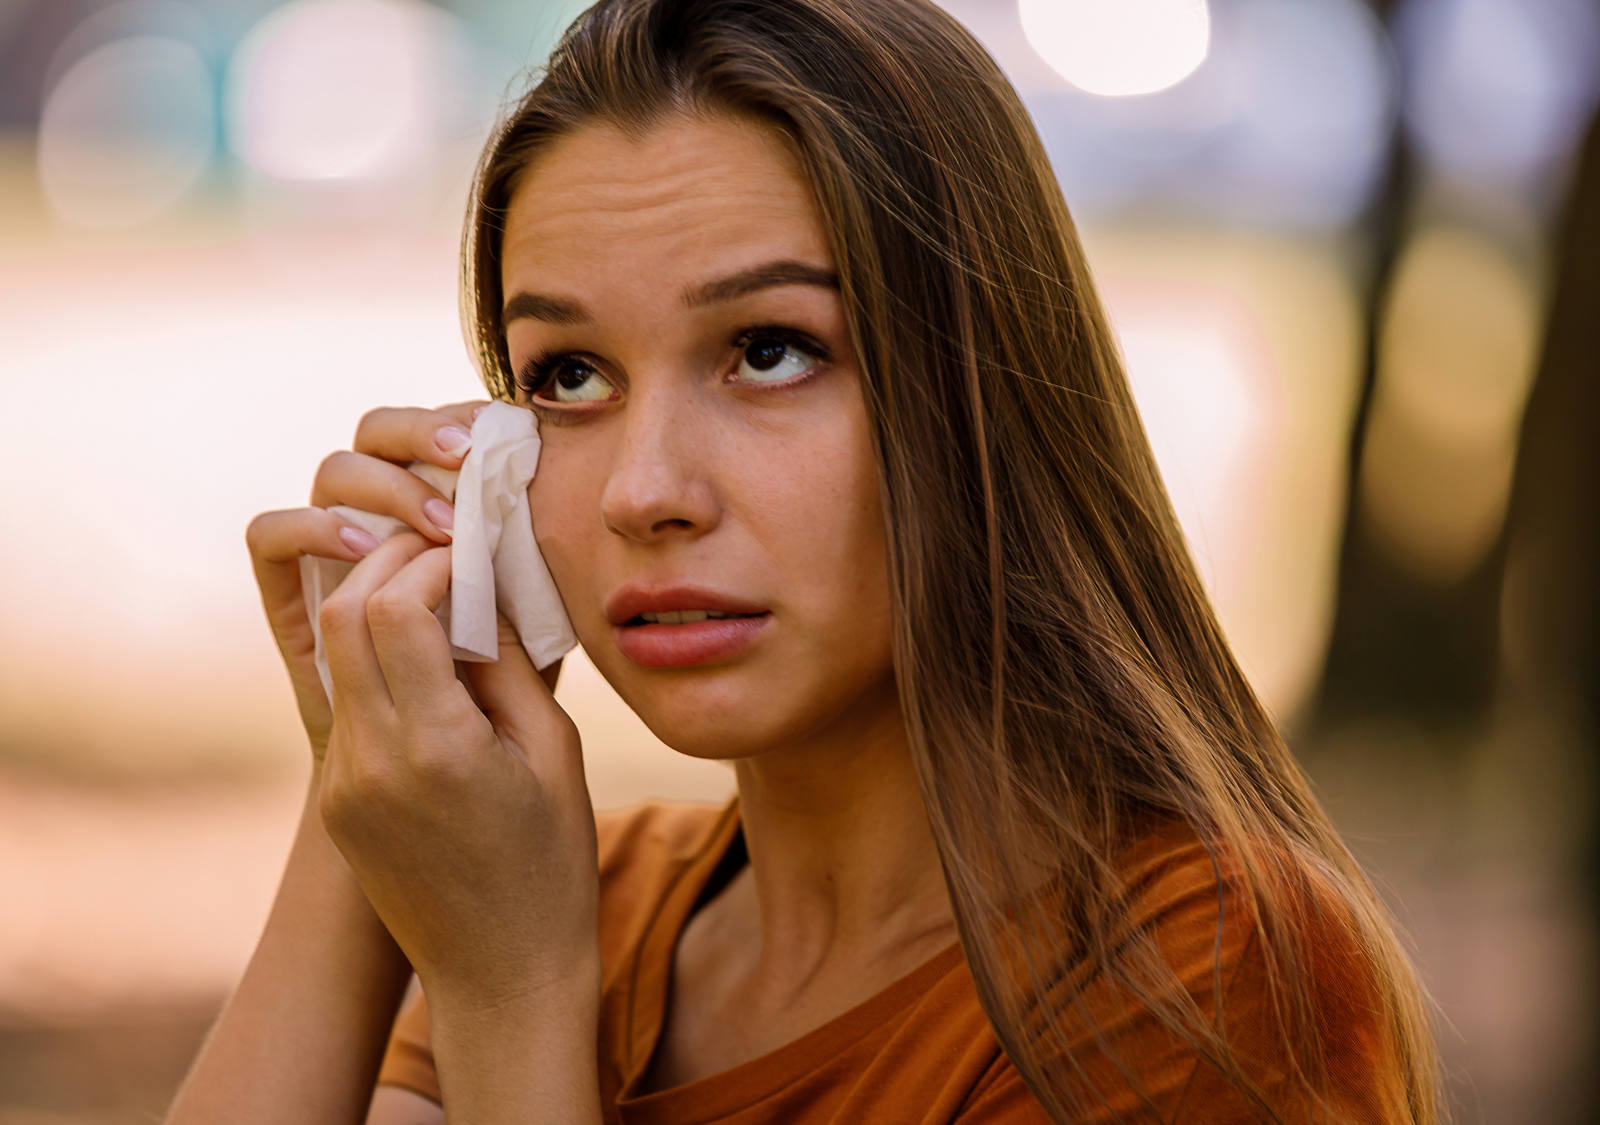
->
xmin=375 ymin=797 xmax=1411 ymax=1123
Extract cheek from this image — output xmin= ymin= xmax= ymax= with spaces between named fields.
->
xmin=772 ymin=420 xmax=888 ymax=609
xmin=527 ymin=453 xmax=595 ymax=595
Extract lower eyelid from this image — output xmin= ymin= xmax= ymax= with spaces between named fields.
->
xmin=526 ymin=399 xmax=592 ymax=424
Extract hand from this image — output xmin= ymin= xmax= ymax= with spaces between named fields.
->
xmin=245 ymin=402 xmax=567 ymax=764
xmin=312 ymin=530 xmax=599 ymax=1011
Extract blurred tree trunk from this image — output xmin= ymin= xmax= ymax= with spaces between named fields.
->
xmin=1309 ymin=78 xmax=1508 ymax=724
xmin=1311 ymin=47 xmax=1597 ymax=728
xmin=1501 ymin=113 xmax=1600 ymax=781
xmin=1498 ymin=108 xmax=1600 ymax=1122
xmin=1310 ymin=93 xmax=1600 ymax=1116
xmin=1312 ymin=108 xmax=1598 ymax=724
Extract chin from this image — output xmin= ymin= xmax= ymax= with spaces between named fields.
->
xmin=611 ymin=672 xmax=788 ymax=763
xmin=588 ymin=652 xmax=819 ymax=762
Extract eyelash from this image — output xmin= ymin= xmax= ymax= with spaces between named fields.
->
xmin=512 ymin=325 xmax=831 ymax=413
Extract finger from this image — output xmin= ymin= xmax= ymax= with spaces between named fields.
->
xmin=309 ymin=450 xmax=455 ymax=543
xmin=350 ymin=403 xmax=491 ymax=472
xmin=463 ymin=621 xmax=585 ymax=790
xmin=365 ymin=545 xmax=475 ymax=725
xmin=246 ymin=507 xmax=381 ymax=647
xmin=434 ymin=399 xmax=494 ymax=425
xmin=247 ymin=506 xmax=382 ymax=571
xmin=319 ymin=531 xmax=437 ymax=717
xmin=460 ymin=614 xmax=571 ymax=762
xmin=477 ymin=614 xmax=561 ymax=695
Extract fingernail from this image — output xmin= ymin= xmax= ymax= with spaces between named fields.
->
xmin=423 ymin=498 xmax=455 ymax=536
xmin=436 ymin=425 xmax=473 ymax=457
xmin=339 ymin=525 xmax=382 ymax=556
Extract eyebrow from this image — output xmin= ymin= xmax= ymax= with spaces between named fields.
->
xmin=501 ymin=259 xmax=840 ymax=325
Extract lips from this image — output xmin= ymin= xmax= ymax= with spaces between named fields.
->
xmin=604 ymin=583 xmax=768 ymax=627
xmin=612 ymin=614 xmax=771 ymax=668
xmin=604 ymin=582 xmax=772 ymax=668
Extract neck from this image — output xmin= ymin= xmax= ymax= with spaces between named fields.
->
xmin=719 ymin=673 xmax=957 ymax=1003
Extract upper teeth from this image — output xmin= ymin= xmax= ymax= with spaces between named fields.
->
xmin=639 ymin=610 xmax=745 ymax=624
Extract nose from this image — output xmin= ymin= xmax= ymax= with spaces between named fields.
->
xmin=599 ymin=381 xmax=721 ymax=543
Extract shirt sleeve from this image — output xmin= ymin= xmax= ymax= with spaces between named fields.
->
xmin=1170 ymin=885 xmax=1414 ymax=1125
xmin=952 ymin=838 xmax=1259 ymax=1124
xmin=954 ymin=833 xmax=1413 ymax=1125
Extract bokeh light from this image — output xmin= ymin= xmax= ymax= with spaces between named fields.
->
xmin=36 ymin=34 xmax=215 ymax=228
xmin=1395 ymin=0 xmax=1600 ymax=193
xmin=1019 ymin=0 xmax=1210 ymax=98
xmin=225 ymin=0 xmax=481 ymax=183
xmin=1360 ymin=224 xmax=1543 ymax=583
xmin=996 ymin=0 xmax=1394 ymax=229
xmin=1091 ymin=227 xmax=1364 ymax=721
xmin=1203 ymin=0 xmax=1394 ymax=227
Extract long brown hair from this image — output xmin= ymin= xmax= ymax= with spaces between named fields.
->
xmin=460 ymin=1 xmax=1441 ymax=1120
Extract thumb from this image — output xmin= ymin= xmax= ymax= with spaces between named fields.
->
xmin=459 ymin=612 xmax=565 ymax=733
xmin=460 ymin=616 xmax=584 ymax=785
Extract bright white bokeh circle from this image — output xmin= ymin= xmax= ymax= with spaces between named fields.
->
xmin=226 ymin=0 xmax=477 ymax=182
xmin=36 ymin=35 xmax=215 ymax=228
xmin=1020 ymin=0 xmax=1211 ymax=97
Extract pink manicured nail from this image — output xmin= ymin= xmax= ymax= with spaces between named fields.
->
xmin=339 ymin=525 xmax=381 ymax=555
xmin=436 ymin=425 xmax=473 ymax=457
xmin=423 ymin=498 xmax=455 ymax=536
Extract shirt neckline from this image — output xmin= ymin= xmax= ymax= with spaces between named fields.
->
xmin=616 ymin=793 xmax=965 ymax=1123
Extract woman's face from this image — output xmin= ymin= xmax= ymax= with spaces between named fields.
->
xmin=501 ymin=112 xmax=896 ymax=760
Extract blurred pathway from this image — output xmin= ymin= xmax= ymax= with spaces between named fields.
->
xmin=0 ymin=768 xmax=303 ymax=1023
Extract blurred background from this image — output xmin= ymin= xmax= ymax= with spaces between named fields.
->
xmin=0 ymin=0 xmax=1595 ymax=1120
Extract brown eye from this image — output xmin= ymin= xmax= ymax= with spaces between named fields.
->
xmin=518 ymin=355 xmax=617 ymax=404
xmin=736 ymin=334 xmax=820 ymax=384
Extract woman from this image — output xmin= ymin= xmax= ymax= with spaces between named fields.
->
xmin=167 ymin=0 xmax=1440 ymax=1122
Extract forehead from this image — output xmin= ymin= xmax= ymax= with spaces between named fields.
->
xmin=500 ymin=113 xmax=832 ymax=288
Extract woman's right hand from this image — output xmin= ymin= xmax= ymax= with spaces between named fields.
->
xmin=245 ymin=402 xmax=489 ymax=765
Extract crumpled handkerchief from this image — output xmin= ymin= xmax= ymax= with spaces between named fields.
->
xmin=300 ymin=401 xmax=577 ymax=701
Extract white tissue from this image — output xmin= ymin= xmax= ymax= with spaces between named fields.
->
xmin=300 ymin=401 xmax=577 ymax=701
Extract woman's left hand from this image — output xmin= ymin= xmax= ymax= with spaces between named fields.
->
xmin=314 ymin=529 xmax=598 ymax=1014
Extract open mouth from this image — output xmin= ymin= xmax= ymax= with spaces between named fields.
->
xmin=625 ymin=610 xmax=767 ymax=626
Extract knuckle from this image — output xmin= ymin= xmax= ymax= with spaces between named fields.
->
xmin=354 ymin=405 xmax=389 ymax=438
xmin=314 ymin=448 xmax=352 ymax=483
xmin=409 ymin=743 xmax=467 ymax=787
xmin=318 ymin=594 xmax=359 ymax=636
xmin=321 ymin=754 xmax=395 ymax=824
xmin=244 ymin=511 xmax=270 ymax=552
xmin=317 ymin=773 xmax=354 ymax=831
xmin=365 ymin=587 xmax=411 ymax=628
xmin=244 ymin=507 xmax=293 ymax=554
xmin=347 ymin=751 xmax=395 ymax=799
